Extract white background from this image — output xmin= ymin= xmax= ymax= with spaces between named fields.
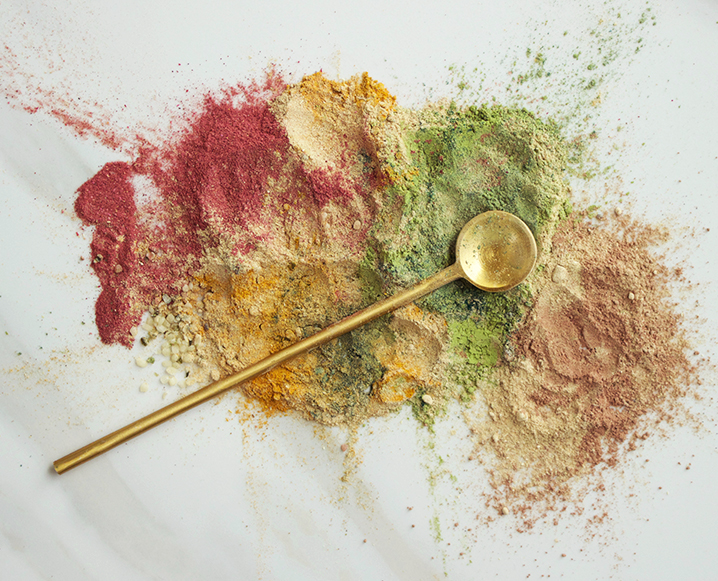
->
xmin=1 ymin=0 xmax=718 ymax=579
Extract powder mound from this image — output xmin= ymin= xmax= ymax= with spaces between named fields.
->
xmin=70 ymin=72 xmax=698 ymax=517
xmin=64 ymin=69 xmax=701 ymax=527
xmin=273 ymin=71 xmax=404 ymax=188
xmin=466 ymin=214 xmax=696 ymax=526
xmin=75 ymin=71 xmax=572 ymax=430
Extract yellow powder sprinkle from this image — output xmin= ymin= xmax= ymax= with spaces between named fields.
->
xmin=272 ymin=71 xmax=410 ymax=187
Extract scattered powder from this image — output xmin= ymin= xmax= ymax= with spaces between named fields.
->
xmin=26 ymin=68 xmax=700 ymax=523
xmin=73 ymin=72 xmax=576 ymax=431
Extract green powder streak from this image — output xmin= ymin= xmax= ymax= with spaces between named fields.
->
xmin=448 ymin=319 xmax=500 ymax=367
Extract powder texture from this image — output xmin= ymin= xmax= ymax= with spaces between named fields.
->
xmin=74 ymin=72 xmax=571 ymax=428
xmin=466 ymin=214 xmax=695 ymax=525
xmin=75 ymin=162 xmax=144 ymax=346
xmin=67 ymin=71 xmax=697 ymax=519
xmin=273 ymin=71 xmax=402 ymax=188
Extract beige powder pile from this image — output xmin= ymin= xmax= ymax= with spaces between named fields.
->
xmin=465 ymin=211 xmax=697 ymax=526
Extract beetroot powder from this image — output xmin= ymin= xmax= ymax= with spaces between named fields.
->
xmin=74 ymin=73 xmax=366 ymax=346
xmin=75 ymin=162 xmax=140 ymax=346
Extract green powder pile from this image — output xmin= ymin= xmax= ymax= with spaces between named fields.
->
xmin=357 ymin=101 xmax=570 ymax=425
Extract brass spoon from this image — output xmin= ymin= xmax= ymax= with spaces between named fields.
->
xmin=53 ymin=210 xmax=537 ymax=474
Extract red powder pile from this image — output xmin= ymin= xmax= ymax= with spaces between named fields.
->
xmin=75 ymin=162 xmax=143 ymax=345
xmin=74 ymin=73 xmax=366 ymax=346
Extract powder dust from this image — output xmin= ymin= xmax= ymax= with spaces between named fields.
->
xmin=120 ymin=71 xmax=575 ymax=432
xmin=61 ymin=69 xmax=703 ymax=522
xmin=465 ymin=211 xmax=697 ymax=525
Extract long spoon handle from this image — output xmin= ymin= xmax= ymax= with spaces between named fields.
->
xmin=53 ymin=263 xmax=464 ymax=474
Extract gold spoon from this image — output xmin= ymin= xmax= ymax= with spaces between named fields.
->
xmin=53 ymin=210 xmax=537 ymax=474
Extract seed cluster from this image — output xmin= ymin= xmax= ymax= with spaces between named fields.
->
xmin=131 ymin=283 xmax=222 ymax=392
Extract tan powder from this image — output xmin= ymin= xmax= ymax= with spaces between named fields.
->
xmin=466 ymin=212 xmax=696 ymax=525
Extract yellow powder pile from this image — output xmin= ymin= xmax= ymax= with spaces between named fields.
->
xmin=272 ymin=71 xmax=411 ymax=186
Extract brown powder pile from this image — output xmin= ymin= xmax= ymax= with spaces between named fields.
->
xmin=466 ymin=211 xmax=697 ymax=525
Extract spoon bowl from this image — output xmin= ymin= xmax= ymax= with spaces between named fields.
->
xmin=456 ymin=210 xmax=537 ymax=292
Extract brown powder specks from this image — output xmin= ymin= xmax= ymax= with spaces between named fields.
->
xmin=466 ymin=212 xmax=696 ymax=524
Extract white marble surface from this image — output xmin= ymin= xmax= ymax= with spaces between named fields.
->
xmin=1 ymin=0 xmax=718 ymax=579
